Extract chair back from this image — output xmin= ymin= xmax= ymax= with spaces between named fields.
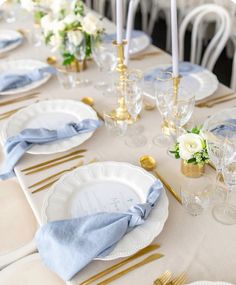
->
xmin=179 ymin=4 xmax=231 ymax=71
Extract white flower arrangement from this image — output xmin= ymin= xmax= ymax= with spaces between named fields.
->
xmin=40 ymin=0 xmax=104 ymax=66
xmin=170 ymin=127 xmax=209 ymax=165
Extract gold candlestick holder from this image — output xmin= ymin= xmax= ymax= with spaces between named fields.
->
xmin=109 ymin=40 xmax=131 ymax=122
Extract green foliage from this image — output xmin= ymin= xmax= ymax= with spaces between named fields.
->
xmin=62 ymin=52 xmax=75 ymax=66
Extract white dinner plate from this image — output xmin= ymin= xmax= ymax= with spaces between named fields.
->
xmin=0 ymin=59 xmax=52 ymax=96
xmin=105 ymin=30 xmax=151 ymax=55
xmin=189 ymin=282 xmax=234 ymax=285
xmin=2 ymin=99 xmax=98 ymax=155
xmin=42 ymin=161 xmax=169 ymax=260
xmin=143 ymin=62 xmax=219 ymax=101
xmin=0 ymin=29 xmax=23 ymax=55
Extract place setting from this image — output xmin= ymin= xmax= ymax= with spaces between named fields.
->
xmin=0 ymin=0 xmax=236 ymax=284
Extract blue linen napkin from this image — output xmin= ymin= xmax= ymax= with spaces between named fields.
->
xmin=0 ymin=37 xmax=22 ymax=49
xmin=0 ymin=119 xmax=101 ymax=180
xmin=211 ymin=119 xmax=236 ymax=138
xmin=0 ymin=66 xmax=56 ymax=92
xmin=35 ymin=179 xmax=163 ymax=281
xmin=144 ymin=62 xmax=204 ymax=81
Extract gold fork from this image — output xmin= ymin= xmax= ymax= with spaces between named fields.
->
xmin=153 ymin=271 xmax=172 ymax=285
xmin=0 ymin=92 xmax=39 ymax=107
xmin=196 ymin=92 xmax=235 ymax=108
xmin=21 ymin=149 xmax=87 ymax=172
xmin=167 ymin=273 xmax=187 ymax=285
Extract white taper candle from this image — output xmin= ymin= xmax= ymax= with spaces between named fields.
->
xmin=116 ymin=0 xmax=123 ymax=44
xmin=171 ymin=0 xmax=179 ymax=78
xmin=125 ymin=0 xmax=135 ymax=66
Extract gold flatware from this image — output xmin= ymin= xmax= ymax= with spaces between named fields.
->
xmin=131 ymin=51 xmax=162 ymax=60
xmin=21 ymin=149 xmax=87 ymax=172
xmin=28 ymin=161 xmax=84 ymax=189
xmin=153 ymin=271 xmax=172 ymax=285
xmin=204 ymin=96 xmax=236 ymax=108
xmin=144 ymin=100 xmax=156 ymax=111
xmin=81 ymin=97 xmax=104 ymax=121
xmin=196 ymin=92 xmax=235 ymax=108
xmin=97 ymin=253 xmax=164 ymax=285
xmin=0 ymin=106 xmax=26 ymax=120
xmin=24 ymin=154 xmax=84 ymax=175
xmin=166 ymin=273 xmax=187 ymax=285
xmin=0 ymin=92 xmax=39 ymax=107
xmin=47 ymin=56 xmax=57 ymax=66
xmin=140 ymin=155 xmax=182 ymax=204
xmin=80 ymin=244 xmax=161 ymax=285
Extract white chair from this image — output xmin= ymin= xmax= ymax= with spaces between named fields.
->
xmin=179 ymin=4 xmax=231 ymax=72
xmin=148 ymin=0 xmax=203 ymax=51
xmin=231 ymin=46 xmax=236 ymax=90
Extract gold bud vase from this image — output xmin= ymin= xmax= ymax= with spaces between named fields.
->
xmin=181 ymin=160 xmax=205 ymax=178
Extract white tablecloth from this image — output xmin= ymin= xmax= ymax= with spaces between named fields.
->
xmin=0 ymin=9 xmax=236 ymax=285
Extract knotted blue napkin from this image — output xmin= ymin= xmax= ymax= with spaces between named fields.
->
xmin=144 ymin=62 xmax=204 ymax=81
xmin=0 ymin=66 xmax=56 ymax=92
xmin=35 ymin=180 xmax=163 ymax=281
xmin=0 ymin=37 xmax=22 ymax=49
xmin=0 ymin=119 xmax=101 ymax=180
xmin=211 ymin=119 xmax=236 ymax=138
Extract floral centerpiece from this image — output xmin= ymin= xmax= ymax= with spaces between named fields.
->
xmin=170 ymin=127 xmax=209 ymax=177
xmin=40 ymin=0 xmax=104 ymax=67
xmin=20 ymin=0 xmax=52 ymax=23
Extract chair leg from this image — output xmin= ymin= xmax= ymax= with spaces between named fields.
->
xmin=230 ymin=48 xmax=236 ymax=91
xmin=148 ymin=3 xmax=159 ymax=36
xmin=164 ymin=9 xmax=171 ymax=52
xmin=140 ymin=1 xmax=148 ymax=33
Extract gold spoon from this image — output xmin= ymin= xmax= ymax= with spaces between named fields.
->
xmin=143 ymin=100 xmax=156 ymax=111
xmin=139 ymin=155 xmax=182 ymax=204
xmin=46 ymin=56 xmax=57 ymax=66
xmin=81 ymin=97 xmax=104 ymax=121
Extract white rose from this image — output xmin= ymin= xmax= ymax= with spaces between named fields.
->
xmin=20 ymin=0 xmax=34 ymax=11
xmin=50 ymin=0 xmax=69 ymax=15
xmin=49 ymin=34 xmax=61 ymax=51
xmin=52 ymin=19 xmax=66 ymax=34
xmin=177 ymin=133 xmax=204 ymax=161
xmin=67 ymin=30 xmax=83 ymax=46
xmin=63 ymin=14 xmax=80 ymax=25
xmin=40 ymin=14 xmax=53 ymax=34
xmin=81 ymin=13 xmax=102 ymax=35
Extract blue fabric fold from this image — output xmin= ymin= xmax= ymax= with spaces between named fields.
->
xmin=0 ymin=66 xmax=56 ymax=92
xmin=0 ymin=37 xmax=22 ymax=49
xmin=35 ymin=180 xmax=164 ymax=281
xmin=144 ymin=62 xmax=204 ymax=81
xmin=0 ymin=119 xmax=101 ymax=180
xmin=211 ymin=119 xmax=236 ymax=138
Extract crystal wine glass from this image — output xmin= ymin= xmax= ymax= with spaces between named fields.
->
xmin=91 ymin=34 xmax=117 ymax=94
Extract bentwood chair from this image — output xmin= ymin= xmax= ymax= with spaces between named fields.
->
xmin=179 ymin=4 xmax=231 ymax=72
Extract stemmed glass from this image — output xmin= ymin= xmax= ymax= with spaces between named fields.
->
xmin=66 ymin=36 xmax=90 ymax=87
xmin=91 ymin=34 xmax=117 ymax=94
xmin=153 ymin=71 xmax=173 ymax=147
xmin=123 ymin=70 xmax=147 ymax=147
xmin=166 ymin=86 xmax=195 ymax=142
xmin=213 ymin=140 xmax=236 ymax=225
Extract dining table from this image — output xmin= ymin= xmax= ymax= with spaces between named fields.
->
xmin=0 ymin=7 xmax=236 ymax=285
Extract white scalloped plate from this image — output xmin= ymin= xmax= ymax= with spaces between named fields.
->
xmin=189 ymin=282 xmax=233 ymax=285
xmin=0 ymin=59 xmax=52 ymax=95
xmin=42 ymin=161 xmax=169 ymax=260
xmin=2 ymin=99 xmax=98 ymax=155
xmin=143 ymin=63 xmax=218 ymax=101
xmin=0 ymin=29 xmax=23 ymax=55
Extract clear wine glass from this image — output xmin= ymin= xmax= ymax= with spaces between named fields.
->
xmin=166 ymin=86 xmax=195 ymax=142
xmin=213 ymin=140 xmax=236 ymax=225
xmin=66 ymin=36 xmax=90 ymax=87
xmin=153 ymin=71 xmax=173 ymax=147
xmin=91 ymin=34 xmax=117 ymax=94
xmin=202 ymin=109 xmax=236 ymax=207
xmin=124 ymin=70 xmax=147 ymax=148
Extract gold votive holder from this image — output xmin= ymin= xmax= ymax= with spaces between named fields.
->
xmin=181 ymin=160 xmax=205 ymax=178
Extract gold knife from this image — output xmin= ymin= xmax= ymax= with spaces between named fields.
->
xmin=205 ymin=96 xmax=236 ymax=107
xmin=196 ymin=92 xmax=235 ymax=107
xmin=24 ymin=154 xmax=84 ymax=175
xmin=21 ymin=149 xmax=87 ymax=172
xmin=79 ymin=244 xmax=161 ymax=285
xmin=29 ymin=161 xmax=84 ymax=189
xmin=153 ymin=170 xmax=182 ymax=204
xmin=0 ymin=92 xmax=39 ymax=107
xmin=97 ymin=253 xmax=164 ymax=285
